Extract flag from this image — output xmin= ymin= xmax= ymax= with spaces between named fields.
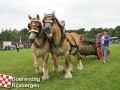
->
xmin=0 ymin=74 xmax=12 ymax=88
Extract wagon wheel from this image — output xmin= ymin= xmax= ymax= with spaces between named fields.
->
xmin=96 ymin=33 xmax=102 ymax=59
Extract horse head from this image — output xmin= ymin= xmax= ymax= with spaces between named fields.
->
xmin=42 ymin=11 xmax=61 ymax=37
xmin=28 ymin=14 xmax=42 ymax=43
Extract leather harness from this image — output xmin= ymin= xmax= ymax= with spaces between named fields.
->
xmin=28 ymin=19 xmax=48 ymax=48
xmin=33 ymin=31 xmax=48 ymax=48
xmin=42 ymin=15 xmax=78 ymax=53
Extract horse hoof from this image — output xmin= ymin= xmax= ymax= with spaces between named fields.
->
xmin=77 ymin=66 xmax=83 ymax=70
xmin=64 ymin=72 xmax=72 ymax=79
xmin=42 ymin=75 xmax=49 ymax=81
xmin=64 ymin=74 xmax=72 ymax=79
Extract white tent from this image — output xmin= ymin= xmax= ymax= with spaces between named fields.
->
xmin=3 ymin=41 xmax=11 ymax=49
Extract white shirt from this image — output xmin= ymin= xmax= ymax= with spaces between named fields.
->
xmin=101 ymin=35 xmax=105 ymax=45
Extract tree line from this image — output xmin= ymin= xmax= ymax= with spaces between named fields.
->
xmin=67 ymin=26 xmax=120 ymax=39
xmin=0 ymin=25 xmax=120 ymax=43
xmin=0 ymin=28 xmax=29 ymax=44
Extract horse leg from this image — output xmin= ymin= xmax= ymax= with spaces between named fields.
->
xmin=76 ymin=50 xmax=83 ymax=70
xmin=64 ymin=51 xmax=72 ymax=79
xmin=69 ymin=57 xmax=73 ymax=73
xmin=33 ymin=53 xmax=43 ymax=75
xmin=52 ymin=53 xmax=64 ymax=73
xmin=42 ymin=53 xmax=49 ymax=81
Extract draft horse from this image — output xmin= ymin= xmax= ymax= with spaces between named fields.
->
xmin=42 ymin=11 xmax=83 ymax=79
xmin=28 ymin=14 xmax=50 ymax=80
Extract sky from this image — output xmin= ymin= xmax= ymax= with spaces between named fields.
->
xmin=0 ymin=0 xmax=120 ymax=32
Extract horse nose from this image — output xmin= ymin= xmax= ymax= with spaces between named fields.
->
xmin=45 ymin=27 xmax=49 ymax=31
xmin=29 ymin=38 xmax=35 ymax=43
xmin=45 ymin=27 xmax=51 ymax=34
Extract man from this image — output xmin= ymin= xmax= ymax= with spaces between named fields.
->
xmin=16 ymin=43 xmax=20 ymax=52
xmin=101 ymin=30 xmax=110 ymax=64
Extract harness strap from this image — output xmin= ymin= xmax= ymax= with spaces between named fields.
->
xmin=51 ymin=28 xmax=65 ymax=48
xmin=71 ymin=36 xmax=81 ymax=53
xmin=51 ymin=35 xmax=65 ymax=48
xmin=30 ymin=19 xmax=40 ymax=22
xmin=66 ymin=37 xmax=77 ymax=53
xmin=29 ymin=30 xmax=39 ymax=33
xmin=33 ymin=32 xmax=48 ymax=48
xmin=43 ymin=15 xmax=65 ymax=48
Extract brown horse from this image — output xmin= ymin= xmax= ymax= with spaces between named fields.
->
xmin=42 ymin=11 xmax=83 ymax=79
xmin=28 ymin=14 xmax=50 ymax=80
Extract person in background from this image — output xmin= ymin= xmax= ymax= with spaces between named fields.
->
xmin=100 ymin=30 xmax=110 ymax=64
xmin=16 ymin=43 xmax=20 ymax=52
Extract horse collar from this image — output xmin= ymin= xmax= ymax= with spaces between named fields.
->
xmin=33 ymin=32 xmax=47 ymax=48
xmin=51 ymin=33 xmax=65 ymax=48
xmin=51 ymin=24 xmax=65 ymax=48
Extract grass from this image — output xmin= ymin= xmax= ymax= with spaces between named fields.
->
xmin=0 ymin=44 xmax=120 ymax=90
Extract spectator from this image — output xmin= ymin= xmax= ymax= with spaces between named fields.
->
xmin=100 ymin=30 xmax=110 ymax=64
xmin=16 ymin=43 xmax=20 ymax=52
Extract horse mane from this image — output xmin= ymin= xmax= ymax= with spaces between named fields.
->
xmin=53 ymin=15 xmax=65 ymax=47
xmin=54 ymin=16 xmax=62 ymax=29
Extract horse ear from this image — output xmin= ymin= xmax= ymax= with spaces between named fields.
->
xmin=28 ymin=15 xmax=32 ymax=20
xmin=37 ymin=14 xmax=40 ymax=20
xmin=28 ymin=23 xmax=30 ymax=29
xmin=44 ymin=13 xmax=47 ymax=16
xmin=52 ymin=10 xmax=55 ymax=15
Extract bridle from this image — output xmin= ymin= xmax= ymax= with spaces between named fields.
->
xmin=42 ymin=14 xmax=55 ymax=25
xmin=28 ymin=19 xmax=42 ymax=36
xmin=28 ymin=19 xmax=47 ymax=48
xmin=42 ymin=14 xmax=65 ymax=48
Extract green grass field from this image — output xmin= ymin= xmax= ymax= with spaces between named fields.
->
xmin=0 ymin=44 xmax=120 ymax=90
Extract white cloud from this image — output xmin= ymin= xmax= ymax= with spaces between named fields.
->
xmin=0 ymin=0 xmax=120 ymax=32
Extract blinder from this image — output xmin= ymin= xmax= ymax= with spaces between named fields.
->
xmin=28 ymin=19 xmax=42 ymax=36
xmin=28 ymin=30 xmax=39 ymax=33
xmin=42 ymin=14 xmax=56 ymax=34
xmin=42 ymin=14 xmax=55 ymax=25
xmin=42 ymin=13 xmax=65 ymax=47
